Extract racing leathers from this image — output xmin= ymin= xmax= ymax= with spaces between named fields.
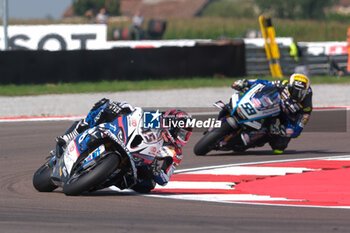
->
xmin=232 ymin=79 xmax=313 ymax=151
xmin=56 ymin=98 xmax=183 ymax=188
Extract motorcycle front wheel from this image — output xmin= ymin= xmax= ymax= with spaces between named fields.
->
xmin=33 ymin=163 xmax=58 ymax=192
xmin=193 ymin=120 xmax=234 ymax=156
xmin=63 ymin=152 xmax=120 ymax=196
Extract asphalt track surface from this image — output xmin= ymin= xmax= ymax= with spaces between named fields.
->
xmin=1 ymin=110 xmax=350 ymax=233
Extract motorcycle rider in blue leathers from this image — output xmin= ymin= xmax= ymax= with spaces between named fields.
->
xmin=231 ymin=73 xmax=313 ymax=154
xmin=55 ymin=99 xmax=192 ymax=192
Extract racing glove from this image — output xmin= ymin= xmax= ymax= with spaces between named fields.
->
xmin=232 ymin=79 xmax=249 ymax=92
xmin=282 ymin=99 xmax=300 ymax=114
xmin=272 ymin=80 xmax=288 ymax=91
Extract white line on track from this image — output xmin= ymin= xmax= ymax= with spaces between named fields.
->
xmin=175 ymin=154 xmax=350 ymax=173
xmin=108 ymin=154 xmax=350 ymax=209
xmin=0 ymin=107 xmax=349 ymax=123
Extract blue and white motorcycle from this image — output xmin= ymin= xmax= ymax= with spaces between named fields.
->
xmin=194 ymin=83 xmax=282 ymax=155
xmin=33 ymin=107 xmax=163 ymax=195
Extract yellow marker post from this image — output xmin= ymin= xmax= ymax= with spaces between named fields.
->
xmin=259 ymin=15 xmax=275 ymax=76
xmin=259 ymin=15 xmax=283 ymax=78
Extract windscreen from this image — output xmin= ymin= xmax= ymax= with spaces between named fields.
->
xmin=251 ymin=86 xmax=280 ymax=110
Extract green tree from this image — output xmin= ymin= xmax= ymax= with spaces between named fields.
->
xmin=73 ymin=0 xmax=120 ymax=16
xmin=298 ymin=0 xmax=339 ymax=19
xmin=254 ymin=0 xmax=339 ymax=19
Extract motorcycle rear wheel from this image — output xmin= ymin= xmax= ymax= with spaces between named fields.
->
xmin=193 ymin=120 xmax=234 ymax=156
xmin=33 ymin=163 xmax=58 ymax=192
xmin=63 ymin=153 xmax=120 ymax=196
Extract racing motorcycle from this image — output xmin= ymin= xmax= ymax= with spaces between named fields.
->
xmin=194 ymin=83 xmax=282 ymax=155
xmin=33 ymin=107 xmax=163 ymax=195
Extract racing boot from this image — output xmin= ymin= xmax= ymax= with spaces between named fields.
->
xmin=240 ymin=130 xmax=266 ymax=147
xmin=240 ymin=132 xmax=250 ymax=146
xmin=269 ymin=136 xmax=291 ymax=155
xmin=273 ymin=149 xmax=284 ymax=154
xmin=56 ymin=119 xmax=89 ymax=147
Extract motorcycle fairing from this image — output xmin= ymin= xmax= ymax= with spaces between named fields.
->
xmin=54 ymin=107 xmax=163 ymax=185
xmin=63 ymin=140 xmax=81 ymax=175
xmin=81 ymin=145 xmax=106 ymax=168
xmin=230 ymin=84 xmax=280 ymax=127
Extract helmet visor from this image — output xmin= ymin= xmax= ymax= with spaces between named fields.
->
xmin=290 ymin=86 xmax=307 ymax=102
xmin=289 ymin=74 xmax=309 ymax=102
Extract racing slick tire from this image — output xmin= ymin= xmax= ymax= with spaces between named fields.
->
xmin=194 ymin=120 xmax=234 ymax=156
xmin=63 ymin=153 xmax=120 ymax=196
xmin=33 ymin=163 xmax=58 ymax=192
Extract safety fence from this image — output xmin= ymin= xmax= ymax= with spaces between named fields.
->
xmin=0 ymin=28 xmax=347 ymax=84
xmin=0 ymin=24 xmax=347 ymax=83
xmin=0 ymin=41 xmax=245 ymax=85
xmin=245 ymin=42 xmax=348 ymax=76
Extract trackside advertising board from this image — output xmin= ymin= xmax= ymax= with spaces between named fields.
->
xmin=0 ymin=24 xmax=107 ymax=51
xmin=0 ymin=24 xmax=208 ymax=51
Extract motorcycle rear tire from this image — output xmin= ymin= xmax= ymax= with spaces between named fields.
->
xmin=33 ymin=163 xmax=58 ymax=192
xmin=193 ymin=120 xmax=234 ymax=156
xmin=63 ymin=153 xmax=120 ymax=196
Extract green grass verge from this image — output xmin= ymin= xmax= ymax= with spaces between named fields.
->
xmin=1 ymin=76 xmax=349 ymax=96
